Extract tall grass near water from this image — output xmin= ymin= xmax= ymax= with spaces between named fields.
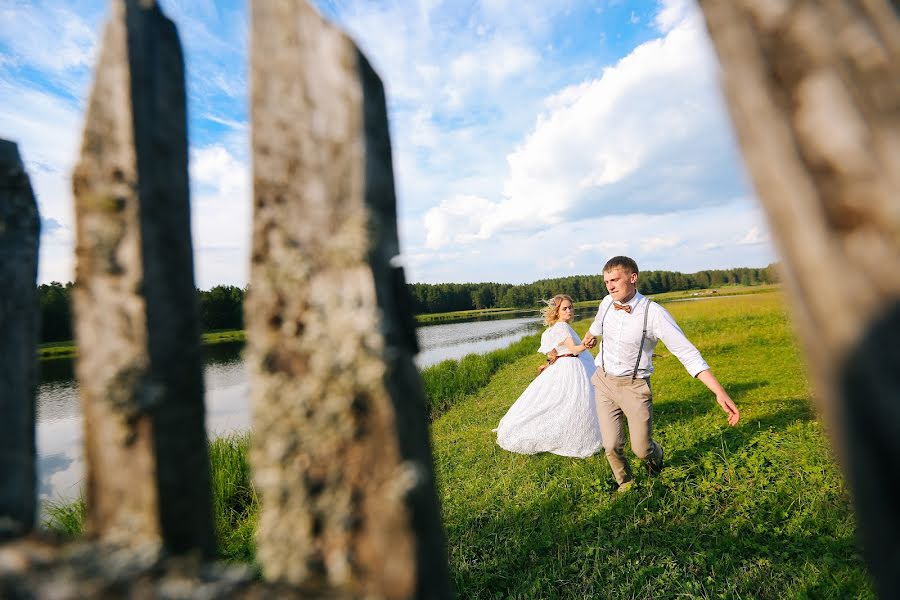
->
xmin=43 ymin=433 xmax=257 ymax=564
xmin=422 ymin=331 xmax=549 ymax=419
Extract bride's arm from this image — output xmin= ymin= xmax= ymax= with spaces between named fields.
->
xmin=562 ymin=335 xmax=587 ymax=354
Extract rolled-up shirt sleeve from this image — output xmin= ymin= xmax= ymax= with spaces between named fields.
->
xmin=653 ymin=305 xmax=710 ymax=377
xmin=588 ymin=299 xmax=608 ymax=338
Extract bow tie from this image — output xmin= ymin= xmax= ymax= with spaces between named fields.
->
xmin=614 ymin=302 xmax=632 ymax=313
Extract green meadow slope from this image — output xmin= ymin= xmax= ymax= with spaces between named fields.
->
xmin=432 ymin=292 xmax=873 ymax=598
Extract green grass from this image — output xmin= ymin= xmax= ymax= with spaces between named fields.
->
xmin=43 ymin=495 xmax=87 ymax=537
xmin=646 ymin=283 xmax=780 ymax=303
xmin=38 ymin=340 xmax=78 ymax=360
xmin=416 ymin=307 xmax=531 ymax=324
xmin=42 ymin=434 xmax=258 ymax=565
xmin=38 ymin=329 xmax=246 ymax=360
xmin=39 ymin=290 xmax=873 ymax=597
xmin=432 ymin=291 xmax=873 ymax=598
xmin=202 ymin=329 xmax=247 ymax=344
xmin=421 ymin=331 xmax=547 ymax=419
xmin=207 ymin=433 xmax=258 ymax=563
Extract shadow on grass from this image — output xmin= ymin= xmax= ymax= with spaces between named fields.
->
xmin=448 ymin=431 xmax=868 ymax=599
xmin=665 ymin=400 xmax=815 ymax=469
xmin=445 ymin=401 xmax=868 ymax=599
xmin=653 ymin=379 xmax=771 ymax=428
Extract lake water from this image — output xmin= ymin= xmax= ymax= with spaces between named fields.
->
xmin=35 ymin=308 xmax=596 ymax=504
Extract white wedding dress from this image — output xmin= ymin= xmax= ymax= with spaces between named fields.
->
xmin=495 ymin=322 xmax=603 ymax=458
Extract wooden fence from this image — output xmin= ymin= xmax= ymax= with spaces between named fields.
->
xmin=2 ymin=0 xmax=898 ymax=597
xmin=0 ymin=0 xmax=449 ymax=598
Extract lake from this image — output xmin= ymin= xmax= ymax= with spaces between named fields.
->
xmin=35 ymin=308 xmax=596 ymax=504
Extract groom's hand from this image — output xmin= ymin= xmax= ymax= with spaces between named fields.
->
xmin=547 ymin=348 xmax=559 ymax=364
xmin=717 ymin=392 xmax=740 ymax=426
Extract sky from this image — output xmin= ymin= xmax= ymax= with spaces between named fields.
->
xmin=0 ymin=0 xmax=776 ymax=289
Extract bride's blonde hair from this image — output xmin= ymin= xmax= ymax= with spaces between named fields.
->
xmin=541 ymin=294 xmax=574 ymax=326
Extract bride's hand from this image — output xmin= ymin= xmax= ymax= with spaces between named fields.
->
xmin=582 ymin=333 xmax=596 ymax=349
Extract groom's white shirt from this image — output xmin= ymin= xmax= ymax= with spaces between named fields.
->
xmin=588 ymin=291 xmax=709 ymax=378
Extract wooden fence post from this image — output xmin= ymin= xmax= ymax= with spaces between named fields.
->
xmin=0 ymin=140 xmax=40 ymax=540
xmin=247 ymin=1 xmax=452 ymax=598
xmin=697 ymin=1 xmax=900 ymax=595
xmin=70 ymin=0 xmax=214 ymax=556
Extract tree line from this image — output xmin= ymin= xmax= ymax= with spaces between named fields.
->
xmin=407 ymin=265 xmax=779 ymax=314
xmin=38 ymin=282 xmax=247 ymax=343
xmin=36 ymin=265 xmax=777 ymax=342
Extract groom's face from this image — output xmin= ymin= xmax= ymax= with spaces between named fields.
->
xmin=604 ymin=267 xmax=638 ymax=302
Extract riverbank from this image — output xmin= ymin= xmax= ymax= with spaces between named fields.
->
xmin=38 ymin=329 xmax=247 ymax=361
xmin=37 ymin=284 xmax=778 ymax=360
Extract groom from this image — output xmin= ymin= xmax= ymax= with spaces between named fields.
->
xmin=582 ymin=256 xmax=739 ymax=492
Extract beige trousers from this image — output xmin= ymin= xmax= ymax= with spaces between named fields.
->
xmin=591 ymin=368 xmax=663 ymax=484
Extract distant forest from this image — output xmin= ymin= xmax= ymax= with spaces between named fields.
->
xmin=36 ymin=264 xmax=778 ymax=343
xmin=408 ymin=264 xmax=779 ymax=314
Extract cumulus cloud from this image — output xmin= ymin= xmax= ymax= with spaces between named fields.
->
xmin=640 ymin=235 xmax=682 ymax=253
xmin=423 ymin=195 xmax=495 ymax=248
xmin=189 ymin=144 xmax=251 ymax=288
xmin=445 ymin=39 xmax=538 ymax=105
xmin=407 ymin=198 xmax=774 ymax=284
xmin=655 ymin=0 xmax=694 ymax=33
xmin=737 ymin=225 xmax=769 ymax=246
xmin=422 ymin=2 xmax=745 ymax=251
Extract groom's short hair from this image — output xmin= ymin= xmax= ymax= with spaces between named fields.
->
xmin=603 ymin=256 xmax=639 ymax=275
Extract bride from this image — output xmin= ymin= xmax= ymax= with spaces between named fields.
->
xmin=494 ymin=294 xmax=603 ymax=458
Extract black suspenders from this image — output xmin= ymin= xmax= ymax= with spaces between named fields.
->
xmin=599 ymin=297 xmax=652 ymax=380
xmin=599 ymin=301 xmax=614 ymax=374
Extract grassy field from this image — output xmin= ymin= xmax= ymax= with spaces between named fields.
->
xmin=38 ymin=329 xmax=247 ymax=360
xmin=43 ymin=289 xmax=873 ymax=597
xmin=433 ymin=291 xmax=873 ymax=598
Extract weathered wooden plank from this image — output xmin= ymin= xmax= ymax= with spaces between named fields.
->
xmin=70 ymin=0 xmax=213 ymax=556
xmin=0 ymin=140 xmax=40 ymax=539
xmin=248 ymin=1 xmax=451 ymax=597
xmin=0 ymin=537 xmax=355 ymax=599
xmin=697 ymin=1 xmax=900 ymax=596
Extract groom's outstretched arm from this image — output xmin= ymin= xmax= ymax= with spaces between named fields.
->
xmin=697 ymin=369 xmax=740 ymax=426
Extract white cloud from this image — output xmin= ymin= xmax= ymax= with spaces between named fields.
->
xmin=422 ymin=4 xmax=744 ymax=250
xmin=0 ymin=4 xmax=97 ymax=75
xmin=189 ymin=144 xmax=251 ymax=288
xmin=423 ymin=194 xmax=495 ymax=249
xmin=447 ymin=39 xmax=538 ymax=101
xmin=737 ymin=225 xmax=768 ymax=246
xmin=406 ymin=198 xmax=774 ymax=284
xmin=655 ymin=0 xmax=694 ymax=33
xmin=191 ymin=144 xmax=248 ymax=199
xmin=640 ymin=235 xmax=682 ymax=253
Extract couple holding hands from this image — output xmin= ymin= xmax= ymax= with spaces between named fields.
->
xmin=494 ymin=256 xmax=740 ymax=491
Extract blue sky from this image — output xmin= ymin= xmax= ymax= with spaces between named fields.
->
xmin=0 ymin=0 xmax=775 ymax=288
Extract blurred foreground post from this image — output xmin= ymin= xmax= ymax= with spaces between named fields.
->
xmin=247 ymin=1 xmax=451 ymax=598
xmin=0 ymin=140 xmax=40 ymax=540
xmin=698 ymin=1 xmax=900 ymax=595
xmin=71 ymin=0 xmax=214 ymax=555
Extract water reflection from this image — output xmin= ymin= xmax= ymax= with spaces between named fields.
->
xmin=35 ymin=308 xmax=595 ymax=503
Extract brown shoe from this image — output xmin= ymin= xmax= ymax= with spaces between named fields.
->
xmin=616 ymin=480 xmax=634 ymax=493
